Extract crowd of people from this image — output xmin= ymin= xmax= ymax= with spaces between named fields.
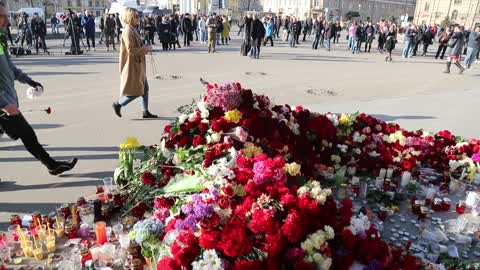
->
xmin=4 ymin=10 xmax=480 ymax=71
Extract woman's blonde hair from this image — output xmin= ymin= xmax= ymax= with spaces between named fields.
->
xmin=122 ymin=7 xmax=138 ymax=25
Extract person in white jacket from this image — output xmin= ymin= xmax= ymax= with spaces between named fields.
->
xmin=198 ymin=16 xmax=207 ymax=44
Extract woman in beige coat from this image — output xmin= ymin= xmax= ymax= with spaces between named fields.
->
xmin=112 ymin=7 xmax=157 ymax=118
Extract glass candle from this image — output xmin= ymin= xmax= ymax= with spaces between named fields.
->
xmin=95 ymin=222 xmax=107 ymax=246
xmin=386 ymin=168 xmax=394 ymax=179
xmin=456 ymin=200 xmax=466 ymax=214
xmin=46 ymin=239 xmax=56 ymax=253
xmin=112 ymin=224 xmax=123 ymax=239
xmin=425 ymin=187 xmax=436 ymax=206
xmin=80 ymin=224 xmax=90 ymax=238
xmin=32 ymin=212 xmax=42 ymax=226
xmin=442 ymin=198 xmax=451 ymax=211
xmin=53 ymin=222 xmax=64 ymax=238
xmin=32 ymin=243 xmax=44 ymax=260
xmin=379 ymin=168 xmax=387 ymax=179
xmin=113 ymin=191 xmax=123 ymax=209
xmin=353 ymin=183 xmax=360 ymax=196
xmin=21 ymin=240 xmax=33 ymax=257
xmin=412 ymin=200 xmax=422 ymax=215
xmin=400 ymin=171 xmax=411 ymax=187
xmin=0 ymin=247 xmax=11 ymax=264
xmin=96 ymin=186 xmax=105 ymax=201
xmin=64 ymin=222 xmax=78 ymax=239
xmin=79 ymin=204 xmax=95 ymax=228
xmin=419 ymin=207 xmax=428 ymax=220
xmin=7 ymin=226 xmax=19 ymax=242
xmin=375 ymin=177 xmax=384 ymax=189
xmin=118 ymin=233 xmax=130 ymax=249
xmin=466 ymin=192 xmax=479 ymax=208
xmin=336 ymin=184 xmax=347 ymax=199
xmin=101 ymin=205 xmax=112 ymax=222
xmin=60 ymin=204 xmax=71 ymax=220
xmin=36 ymin=225 xmax=47 ymax=241
xmin=378 ymin=207 xmax=388 ymax=222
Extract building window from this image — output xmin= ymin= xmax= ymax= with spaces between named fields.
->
xmin=76 ymin=0 xmax=81 ymax=6
xmin=454 ymin=0 xmax=461 ymax=4
xmin=67 ymin=0 xmax=72 ymax=6
xmin=88 ymin=1 xmax=92 ymax=6
xmin=96 ymin=11 xmax=100 ymax=16
xmin=451 ymin=10 xmax=458 ymax=20
xmin=314 ymin=0 xmax=319 ymax=7
xmin=424 ymin=2 xmax=430 ymax=11
xmin=95 ymin=1 xmax=100 ymax=7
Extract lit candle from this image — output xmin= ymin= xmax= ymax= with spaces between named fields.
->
xmin=80 ymin=224 xmax=90 ymax=238
xmin=375 ymin=177 xmax=384 ymax=189
xmin=379 ymin=168 xmax=387 ymax=179
xmin=400 ymin=171 xmax=411 ymax=187
xmin=386 ymin=168 xmax=394 ymax=179
xmin=95 ymin=222 xmax=107 ymax=246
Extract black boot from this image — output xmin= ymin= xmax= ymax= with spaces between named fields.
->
xmin=48 ymin=158 xmax=78 ymax=175
xmin=454 ymin=62 xmax=465 ymax=74
xmin=443 ymin=62 xmax=451 ymax=74
xmin=112 ymin=102 xmax=122 ymax=117
xmin=143 ymin=110 xmax=158 ymax=118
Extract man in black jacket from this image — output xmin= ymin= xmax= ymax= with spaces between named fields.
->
xmin=115 ymin=13 xmax=122 ymax=43
xmin=169 ymin=15 xmax=181 ymax=49
xmin=274 ymin=15 xmax=281 ymax=38
xmin=364 ymin=21 xmax=375 ymax=52
xmin=295 ymin=18 xmax=302 ymax=44
xmin=312 ymin=18 xmax=323 ymax=50
xmin=182 ymin=13 xmax=193 ymax=46
xmin=325 ymin=21 xmax=336 ymax=51
xmin=31 ymin=13 xmax=48 ymax=54
xmin=250 ymin=14 xmax=265 ymax=59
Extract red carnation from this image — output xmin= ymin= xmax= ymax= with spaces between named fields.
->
xmin=192 ymin=135 xmax=206 ymax=147
xmin=170 ymin=231 xmax=200 ymax=267
xmin=220 ymin=220 xmax=253 ymax=257
xmin=153 ymin=197 xmax=175 ymax=209
xmin=233 ymin=260 xmax=264 ymax=270
xmin=164 ymin=125 xmax=171 ymax=133
xmin=131 ymin=202 xmax=149 ymax=219
xmin=141 ymin=172 xmax=155 ymax=186
xmin=177 ymin=135 xmax=190 ymax=148
xmin=199 ymin=229 xmax=221 ymax=249
xmin=157 ymin=256 xmax=180 ymax=270
xmin=198 ymin=122 xmax=209 ymax=135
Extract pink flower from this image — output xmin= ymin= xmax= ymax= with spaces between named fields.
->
xmin=472 ymin=152 xmax=480 ymax=163
xmin=235 ymin=127 xmax=248 ymax=142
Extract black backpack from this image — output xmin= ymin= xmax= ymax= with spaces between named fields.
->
xmin=9 ymin=47 xmax=32 ymax=56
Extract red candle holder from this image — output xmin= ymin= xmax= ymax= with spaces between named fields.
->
xmin=442 ymin=198 xmax=451 ymax=211
xmin=412 ymin=200 xmax=422 ymax=215
xmin=65 ymin=223 xmax=78 ymax=239
xmin=432 ymin=198 xmax=443 ymax=211
xmin=456 ymin=200 xmax=466 ymax=214
xmin=353 ymin=183 xmax=360 ymax=196
xmin=383 ymin=179 xmax=391 ymax=192
xmin=378 ymin=207 xmax=388 ymax=221
xmin=60 ymin=204 xmax=71 ymax=220
xmin=425 ymin=198 xmax=432 ymax=206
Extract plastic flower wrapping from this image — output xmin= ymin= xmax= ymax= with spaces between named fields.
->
xmin=26 ymin=86 xmax=44 ymax=100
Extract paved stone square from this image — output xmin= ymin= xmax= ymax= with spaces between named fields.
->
xmin=0 ymin=31 xmax=479 ymax=230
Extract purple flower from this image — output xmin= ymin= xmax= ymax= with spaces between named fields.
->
xmin=210 ymin=188 xmax=220 ymax=200
xmin=181 ymin=204 xmax=193 ymax=215
xmin=184 ymin=215 xmax=198 ymax=232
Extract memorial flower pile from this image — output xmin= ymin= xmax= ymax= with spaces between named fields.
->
xmin=113 ymin=81 xmax=480 ymax=270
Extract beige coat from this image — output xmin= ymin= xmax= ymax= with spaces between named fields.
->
xmin=119 ymin=24 xmax=148 ymax=97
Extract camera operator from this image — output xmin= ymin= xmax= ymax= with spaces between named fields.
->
xmin=0 ymin=2 xmax=78 ymax=175
xmin=15 ymin=13 xmax=32 ymax=47
xmin=31 ymin=12 xmax=48 ymax=54
xmin=66 ymin=11 xmax=82 ymax=54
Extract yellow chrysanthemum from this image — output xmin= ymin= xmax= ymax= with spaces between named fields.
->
xmin=224 ymin=109 xmax=242 ymax=124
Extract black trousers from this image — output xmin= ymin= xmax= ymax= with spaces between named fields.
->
xmin=435 ymin=44 xmax=447 ymax=59
xmin=263 ymin=36 xmax=273 ymax=46
xmin=0 ymin=113 xmax=56 ymax=169
xmin=86 ymin=35 xmax=95 ymax=49
xmin=312 ymin=34 xmax=320 ymax=49
xmin=34 ymin=34 xmax=47 ymax=52
xmin=274 ymin=27 xmax=280 ymax=38
xmin=184 ymin=31 xmax=191 ymax=46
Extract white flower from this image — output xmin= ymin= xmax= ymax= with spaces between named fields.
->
xmin=348 ymin=213 xmax=371 ymax=235
xmin=291 ymin=123 xmax=300 ymax=135
xmin=160 ymin=139 xmax=173 ymax=159
xmin=178 ymin=114 xmax=188 ymax=124
xmin=368 ymin=151 xmax=380 ymax=157
xmin=337 ymin=144 xmax=348 ymax=153
xmin=301 ymin=238 xmax=314 ymax=254
xmin=297 ymin=186 xmax=308 ymax=195
xmin=173 ymin=154 xmax=182 ymax=166
xmin=353 ymin=148 xmax=361 ymax=155
xmin=188 ymin=112 xmax=197 ymax=121
xmin=210 ymin=132 xmax=222 ymax=143
xmin=311 ymin=232 xmax=326 ymax=249
xmin=321 ymin=257 xmax=333 ymax=270
xmin=192 ymin=260 xmax=208 ymax=270
xmin=271 ymin=111 xmax=277 ymax=119
xmin=315 ymin=194 xmax=327 ymax=205
xmin=324 ymin=225 xmax=334 ymax=240
xmin=330 ymin=155 xmax=341 ymax=163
